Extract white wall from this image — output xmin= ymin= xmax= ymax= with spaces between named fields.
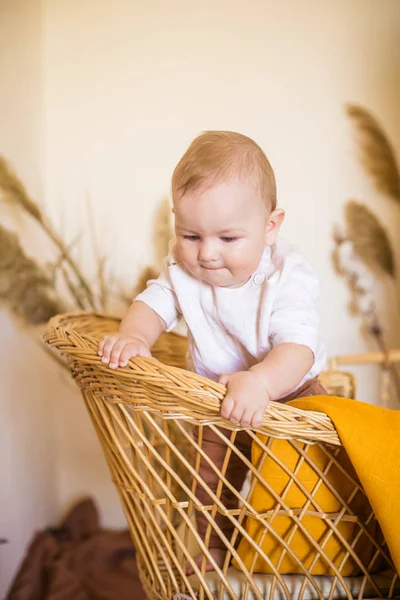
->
xmin=1 ymin=0 xmax=400 ymax=592
xmin=0 ymin=0 xmax=58 ymax=595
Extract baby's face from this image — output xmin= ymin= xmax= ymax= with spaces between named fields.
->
xmin=174 ymin=181 xmax=271 ymax=288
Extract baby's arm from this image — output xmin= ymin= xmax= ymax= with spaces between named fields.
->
xmin=250 ymin=342 xmax=314 ymax=399
xmin=221 ymin=255 xmax=320 ymax=428
xmin=99 ymin=254 xmax=181 ymax=368
xmin=98 ymin=301 xmax=166 ymax=368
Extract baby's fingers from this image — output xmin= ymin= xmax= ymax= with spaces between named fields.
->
xmin=119 ymin=343 xmax=151 ymax=367
xmin=100 ymin=336 xmax=118 ymax=362
xmin=119 ymin=345 xmax=137 ymax=367
xmin=98 ymin=335 xmax=111 ymax=357
xmin=251 ymin=409 xmax=265 ymax=429
xmin=221 ymin=395 xmax=245 ymax=425
xmin=219 ymin=374 xmax=230 ymax=386
xmin=220 ymin=395 xmax=234 ymax=421
xmin=229 ymin=405 xmax=245 ymax=426
xmin=109 ymin=340 xmax=130 ymax=369
xmin=239 ymin=408 xmax=254 ymax=429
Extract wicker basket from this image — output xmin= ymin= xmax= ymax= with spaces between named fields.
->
xmin=44 ymin=313 xmax=399 ymax=600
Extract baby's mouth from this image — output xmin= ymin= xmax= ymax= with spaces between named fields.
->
xmin=201 ymin=265 xmax=223 ymax=271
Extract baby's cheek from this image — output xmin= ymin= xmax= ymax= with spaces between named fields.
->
xmin=179 ymin=247 xmax=195 ymax=267
xmin=233 ymin=254 xmax=256 ymax=273
xmin=242 ymin=249 xmax=263 ymax=271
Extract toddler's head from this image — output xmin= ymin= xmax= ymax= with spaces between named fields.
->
xmin=172 ymin=131 xmax=284 ymax=288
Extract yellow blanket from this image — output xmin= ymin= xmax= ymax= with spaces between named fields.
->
xmin=289 ymin=395 xmax=400 ymax=575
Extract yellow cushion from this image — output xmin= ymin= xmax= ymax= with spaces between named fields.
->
xmin=233 ymin=436 xmax=378 ymax=575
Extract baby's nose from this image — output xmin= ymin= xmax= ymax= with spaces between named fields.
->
xmin=199 ymin=242 xmax=218 ymax=262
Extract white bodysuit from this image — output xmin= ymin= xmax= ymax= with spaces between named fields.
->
xmin=135 ymin=237 xmax=326 ymax=396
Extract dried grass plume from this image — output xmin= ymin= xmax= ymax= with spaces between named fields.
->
xmin=0 ymin=156 xmax=44 ymax=223
xmin=0 ymin=224 xmax=64 ymax=324
xmin=345 ymin=200 xmax=395 ymax=277
xmin=347 ymin=104 xmax=400 ymax=201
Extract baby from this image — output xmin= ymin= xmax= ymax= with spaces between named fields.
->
xmin=98 ymin=131 xmax=327 ymax=572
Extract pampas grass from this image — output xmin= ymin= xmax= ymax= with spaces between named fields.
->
xmin=334 ymin=105 xmax=400 ymax=403
xmin=0 ymin=158 xmax=44 ymax=223
xmin=347 ymin=104 xmax=400 ymax=201
xmin=345 ymin=200 xmax=395 ymax=277
xmin=0 ymin=155 xmax=97 ymax=311
xmin=0 ymin=153 xmax=174 ymax=364
xmin=0 ymin=224 xmax=64 ymax=324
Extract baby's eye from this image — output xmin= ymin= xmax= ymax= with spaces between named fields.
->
xmin=221 ymin=237 xmax=237 ymax=243
xmin=183 ymin=235 xmax=200 ymax=241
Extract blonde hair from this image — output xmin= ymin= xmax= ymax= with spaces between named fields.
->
xmin=171 ymin=131 xmax=276 ymax=210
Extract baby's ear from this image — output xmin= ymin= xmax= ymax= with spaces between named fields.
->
xmin=265 ymin=209 xmax=285 ymax=245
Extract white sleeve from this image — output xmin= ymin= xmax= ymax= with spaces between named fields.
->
xmin=269 ymin=257 xmax=320 ymax=356
xmin=134 ymin=258 xmax=181 ymax=332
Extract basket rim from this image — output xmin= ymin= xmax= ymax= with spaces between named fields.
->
xmin=44 ymin=311 xmax=341 ymax=446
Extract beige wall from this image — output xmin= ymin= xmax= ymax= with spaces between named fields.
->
xmin=0 ymin=0 xmax=58 ymax=595
xmin=1 ymin=0 xmax=400 ymax=592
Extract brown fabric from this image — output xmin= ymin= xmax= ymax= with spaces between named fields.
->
xmin=193 ymin=377 xmax=328 ymax=550
xmin=6 ymin=498 xmax=146 ymax=600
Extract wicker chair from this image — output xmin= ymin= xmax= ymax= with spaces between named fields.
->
xmin=44 ymin=313 xmax=399 ymax=600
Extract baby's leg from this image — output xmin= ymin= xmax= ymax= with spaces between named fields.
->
xmin=187 ymin=379 xmax=327 ymax=574
xmin=188 ymin=426 xmax=252 ymax=574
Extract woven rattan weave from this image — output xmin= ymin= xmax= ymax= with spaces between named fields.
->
xmin=44 ymin=313 xmax=399 ymax=600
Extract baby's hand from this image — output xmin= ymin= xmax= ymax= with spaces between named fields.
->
xmin=98 ymin=333 xmax=152 ymax=369
xmin=219 ymin=370 xmax=270 ymax=429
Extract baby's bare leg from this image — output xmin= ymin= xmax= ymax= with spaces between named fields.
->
xmin=187 ymin=426 xmax=252 ymax=574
